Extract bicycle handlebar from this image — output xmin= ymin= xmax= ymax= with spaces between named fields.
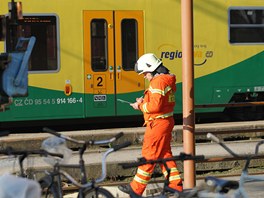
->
xmin=43 ymin=127 xmax=124 ymax=146
xmin=119 ymin=152 xmax=205 ymax=169
xmin=43 ymin=127 xmax=61 ymax=137
xmin=254 ymin=140 xmax=264 ymax=155
xmin=45 ymin=127 xmax=87 ymax=144
xmin=207 ymin=133 xmax=240 ymax=158
xmin=207 ymin=132 xmax=264 ymax=157
xmin=207 ymin=133 xmax=220 ymax=143
xmin=207 ymin=132 xmax=264 ymax=158
xmin=59 ymin=141 xmax=132 ymax=189
xmin=112 ymin=141 xmax=132 ymax=151
xmin=112 ymin=132 xmax=124 ymax=142
xmin=88 ymin=132 xmax=124 ymax=146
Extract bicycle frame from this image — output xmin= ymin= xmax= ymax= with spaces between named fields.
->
xmin=42 ymin=143 xmax=131 ymax=198
xmin=48 ymin=144 xmax=101 ymax=198
xmin=207 ymin=133 xmax=264 ymax=198
xmin=234 ymin=170 xmax=264 ymax=198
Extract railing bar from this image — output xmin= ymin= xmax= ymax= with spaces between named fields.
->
xmin=195 ymin=101 xmax=264 ymax=108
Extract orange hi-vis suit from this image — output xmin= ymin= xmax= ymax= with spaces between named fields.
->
xmin=130 ymin=73 xmax=183 ymax=196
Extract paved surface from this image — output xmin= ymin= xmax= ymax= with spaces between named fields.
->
xmin=1 ymin=120 xmax=264 ymax=197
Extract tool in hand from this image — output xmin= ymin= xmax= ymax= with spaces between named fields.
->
xmin=117 ymin=96 xmax=143 ymax=105
xmin=117 ymin=99 xmax=132 ymax=104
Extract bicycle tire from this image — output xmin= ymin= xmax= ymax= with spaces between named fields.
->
xmin=80 ymin=187 xmax=115 ymax=198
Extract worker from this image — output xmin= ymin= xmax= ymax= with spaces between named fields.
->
xmin=118 ymin=53 xmax=183 ymax=197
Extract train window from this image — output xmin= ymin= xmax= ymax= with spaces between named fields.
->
xmin=90 ymin=19 xmax=107 ymax=72
xmin=5 ymin=15 xmax=58 ymax=72
xmin=0 ymin=16 xmax=6 ymax=41
xmin=229 ymin=8 xmax=264 ymax=44
xmin=121 ymin=19 xmax=138 ymax=71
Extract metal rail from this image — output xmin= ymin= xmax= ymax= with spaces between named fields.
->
xmin=195 ymin=101 xmax=264 ymax=108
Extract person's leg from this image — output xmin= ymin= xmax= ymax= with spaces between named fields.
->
xmin=130 ymin=163 xmax=155 ymax=195
xmin=160 ymin=154 xmax=183 ymax=191
xmin=129 ymin=123 xmax=156 ymax=195
xmin=153 ymin=118 xmax=183 ymax=191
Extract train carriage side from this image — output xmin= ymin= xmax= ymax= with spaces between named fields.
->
xmin=1 ymin=1 xmax=88 ymax=121
xmin=0 ymin=0 xmax=148 ymax=122
xmin=190 ymin=1 xmax=264 ymax=120
xmin=0 ymin=0 xmax=264 ymax=124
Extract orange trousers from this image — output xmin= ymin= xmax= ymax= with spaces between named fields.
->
xmin=130 ymin=117 xmax=182 ymax=195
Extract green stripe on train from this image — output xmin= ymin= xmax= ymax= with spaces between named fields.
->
xmin=0 ymin=87 xmax=85 ymax=121
xmin=175 ymin=51 xmax=264 ymax=113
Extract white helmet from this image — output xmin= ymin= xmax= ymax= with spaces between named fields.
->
xmin=135 ymin=53 xmax=162 ymax=75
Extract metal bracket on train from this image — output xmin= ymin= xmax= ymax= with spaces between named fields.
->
xmin=0 ymin=97 xmax=12 ymax=112
xmin=0 ymin=36 xmax=36 ymax=111
xmin=0 ymin=0 xmax=24 ymax=111
xmin=0 ymin=53 xmax=10 ymax=71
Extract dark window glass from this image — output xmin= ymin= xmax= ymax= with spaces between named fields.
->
xmin=229 ymin=9 xmax=264 ymax=43
xmin=0 ymin=16 xmax=6 ymax=41
xmin=230 ymin=10 xmax=264 ymax=24
xmin=6 ymin=15 xmax=58 ymax=71
xmin=91 ymin=19 xmax=107 ymax=71
xmin=121 ymin=19 xmax=138 ymax=70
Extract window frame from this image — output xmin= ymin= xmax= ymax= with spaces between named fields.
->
xmin=6 ymin=14 xmax=60 ymax=73
xmin=90 ymin=18 xmax=108 ymax=72
xmin=228 ymin=7 xmax=264 ymax=45
xmin=121 ymin=18 xmax=138 ymax=71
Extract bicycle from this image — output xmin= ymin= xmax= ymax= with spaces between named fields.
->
xmin=119 ymin=152 xmax=207 ymax=198
xmin=41 ymin=127 xmax=131 ymax=198
xmin=207 ymin=132 xmax=264 ymax=198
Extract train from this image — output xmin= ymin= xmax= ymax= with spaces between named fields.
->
xmin=1 ymin=0 xmax=264 ymax=128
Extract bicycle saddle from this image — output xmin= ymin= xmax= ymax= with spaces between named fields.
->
xmin=205 ymin=176 xmax=239 ymax=193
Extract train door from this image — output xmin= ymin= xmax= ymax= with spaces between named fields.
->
xmin=83 ymin=11 xmax=144 ymax=117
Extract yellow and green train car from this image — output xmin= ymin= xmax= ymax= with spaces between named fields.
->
xmin=1 ymin=0 xmax=264 ymax=124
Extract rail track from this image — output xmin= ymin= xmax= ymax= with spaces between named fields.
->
xmin=1 ymin=120 xmax=264 ymax=197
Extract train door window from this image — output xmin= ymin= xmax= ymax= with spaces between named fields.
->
xmin=121 ymin=19 xmax=138 ymax=71
xmin=91 ymin=19 xmax=107 ymax=72
xmin=229 ymin=8 xmax=264 ymax=44
xmin=5 ymin=15 xmax=59 ymax=72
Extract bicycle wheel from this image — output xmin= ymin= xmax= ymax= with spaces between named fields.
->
xmin=39 ymin=176 xmax=61 ymax=198
xmin=80 ymin=187 xmax=115 ymax=198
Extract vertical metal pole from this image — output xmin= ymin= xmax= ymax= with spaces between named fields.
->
xmin=181 ymin=0 xmax=196 ymax=188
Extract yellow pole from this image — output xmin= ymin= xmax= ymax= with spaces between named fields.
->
xmin=181 ymin=0 xmax=196 ymax=188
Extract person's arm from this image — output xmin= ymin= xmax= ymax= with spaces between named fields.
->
xmin=139 ymin=94 xmax=164 ymax=113
xmin=130 ymin=97 xmax=144 ymax=110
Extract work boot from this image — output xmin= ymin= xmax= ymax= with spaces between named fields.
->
xmin=118 ymin=184 xmax=141 ymax=198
